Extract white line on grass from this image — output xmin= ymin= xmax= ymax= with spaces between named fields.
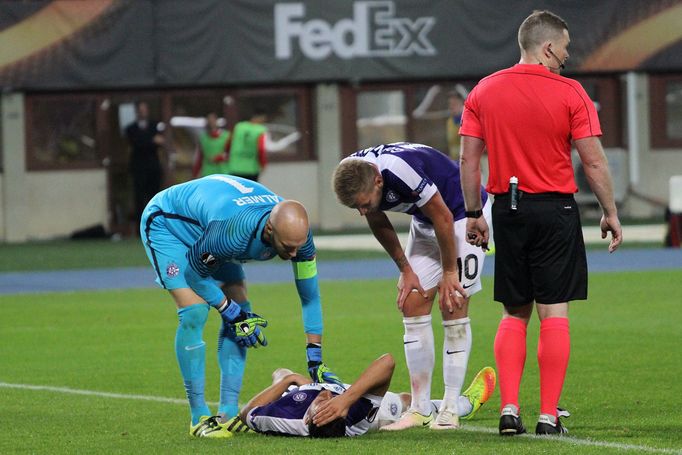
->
xmin=462 ymin=425 xmax=682 ymax=454
xmin=2 ymin=381 xmax=680 ymax=454
xmin=0 ymin=381 xmax=219 ymax=406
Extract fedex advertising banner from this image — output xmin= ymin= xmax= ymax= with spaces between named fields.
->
xmin=0 ymin=0 xmax=680 ymax=89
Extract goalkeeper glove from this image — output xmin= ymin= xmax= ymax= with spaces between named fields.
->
xmin=306 ymin=343 xmax=343 ymax=387
xmin=217 ymin=300 xmax=268 ymax=348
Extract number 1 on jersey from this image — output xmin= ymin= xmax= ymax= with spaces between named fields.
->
xmin=209 ymin=175 xmax=254 ymax=194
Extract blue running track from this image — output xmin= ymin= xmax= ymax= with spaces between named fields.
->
xmin=0 ymin=248 xmax=680 ymax=295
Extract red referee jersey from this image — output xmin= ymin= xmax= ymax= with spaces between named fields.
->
xmin=460 ymin=64 xmax=601 ymax=195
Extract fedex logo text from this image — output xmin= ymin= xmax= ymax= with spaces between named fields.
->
xmin=274 ymin=1 xmax=436 ymax=60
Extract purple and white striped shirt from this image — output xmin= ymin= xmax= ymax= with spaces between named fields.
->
xmin=346 ymin=142 xmax=488 ymax=224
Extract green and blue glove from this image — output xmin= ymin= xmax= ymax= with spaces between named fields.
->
xmin=218 ymin=300 xmax=268 ymax=348
xmin=306 ymin=343 xmax=343 ymax=387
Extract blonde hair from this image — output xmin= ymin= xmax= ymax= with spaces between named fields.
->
xmin=518 ymin=10 xmax=568 ymax=52
xmin=332 ymin=159 xmax=377 ymax=207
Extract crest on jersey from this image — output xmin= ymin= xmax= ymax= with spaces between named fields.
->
xmin=166 ymin=262 xmax=180 ymax=278
xmin=292 ymin=392 xmax=307 ymax=402
xmin=201 ymin=252 xmax=217 ymax=266
xmin=385 ymin=190 xmax=399 ymax=203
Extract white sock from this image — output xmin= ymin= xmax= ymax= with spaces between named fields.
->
xmin=430 ymin=399 xmax=442 ymax=414
xmin=441 ymin=317 xmax=471 ymax=413
xmin=403 ymin=315 xmax=435 ymax=416
xmin=434 ymin=396 xmax=472 ymax=417
xmin=457 ymin=396 xmax=473 ymax=417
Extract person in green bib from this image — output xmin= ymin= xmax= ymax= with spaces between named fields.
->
xmin=192 ymin=112 xmax=231 ymax=178
xmin=226 ymin=109 xmax=268 ymax=182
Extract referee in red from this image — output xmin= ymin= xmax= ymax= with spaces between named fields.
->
xmin=459 ymin=10 xmax=622 ymax=436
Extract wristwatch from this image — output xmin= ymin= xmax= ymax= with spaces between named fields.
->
xmin=464 ymin=209 xmax=483 ymax=218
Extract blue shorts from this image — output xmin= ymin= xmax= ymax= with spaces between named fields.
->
xmin=140 ymin=208 xmax=245 ymax=290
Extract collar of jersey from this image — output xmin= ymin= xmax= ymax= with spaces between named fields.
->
xmin=255 ymin=209 xmax=272 ymax=245
xmin=513 ymin=63 xmax=552 ymax=75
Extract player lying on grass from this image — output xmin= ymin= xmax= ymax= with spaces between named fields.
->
xmin=238 ymin=354 xmax=496 ymax=437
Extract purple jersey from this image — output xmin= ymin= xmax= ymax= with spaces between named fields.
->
xmin=246 ymin=383 xmax=379 ymax=436
xmin=347 ymin=142 xmax=488 ymax=224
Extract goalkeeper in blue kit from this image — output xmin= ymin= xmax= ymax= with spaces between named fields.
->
xmin=140 ymin=174 xmax=340 ymax=438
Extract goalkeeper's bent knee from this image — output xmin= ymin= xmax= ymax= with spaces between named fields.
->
xmin=177 ymin=304 xmax=209 ymax=330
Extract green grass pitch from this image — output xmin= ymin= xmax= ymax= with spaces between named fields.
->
xmin=1 ymin=271 xmax=681 ymax=454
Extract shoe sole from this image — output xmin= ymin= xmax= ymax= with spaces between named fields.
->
xmin=190 ymin=427 xmax=234 ymax=438
xmin=381 ymin=420 xmax=432 ymax=431
xmin=199 ymin=431 xmax=234 ymax=438
xmin=429 ymin=424 xmax=460 ymax=430
xmin=536 ymin=429 xmax=568 ymax=436
xmin=381 ymin=423 xmax=431 ymax=431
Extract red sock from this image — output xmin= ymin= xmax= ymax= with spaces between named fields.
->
xmin=494 ymin=317 xmax=527 ymax=412
xmin=538 ymin=317 xmax=570 ymax=417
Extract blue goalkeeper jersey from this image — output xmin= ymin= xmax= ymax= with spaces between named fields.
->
xmin=148 ymin=174 xmax=316 ymax=271
xmin=144 ymin=175 xmax=323 ymax=334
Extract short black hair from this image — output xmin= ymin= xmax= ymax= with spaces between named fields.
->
xmin=308 ymin=418 xmax=346 ymax=438
xmin=518 ymin=10 xmax=568 ymax=51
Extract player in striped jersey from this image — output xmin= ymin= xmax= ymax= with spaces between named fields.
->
xmin=241 ymin=353 xmax=404 ymax=437
xmin=239 ymin=355 xmax=494 ymax=437
xmin=140 ymin=174 xmax=339 ymax=438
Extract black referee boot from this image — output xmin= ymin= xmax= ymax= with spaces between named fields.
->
xmin=498 ymin=405 xmax=526 ymax=436
xmin=535 ymin=409 xmax=569 ymax=435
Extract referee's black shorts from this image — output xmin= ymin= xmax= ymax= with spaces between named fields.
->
xmin=492 ymin=192 xmax=587 ymax=306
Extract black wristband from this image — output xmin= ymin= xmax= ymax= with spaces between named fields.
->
xmin=465 ymin=209 xmax=483 ymax=218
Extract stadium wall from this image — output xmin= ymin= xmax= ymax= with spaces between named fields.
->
xmin=260 ymin=161 xmax=319 ymax=225
xmin=0 ymin=174 xmax=4 ymax=240
xmin=0 ymin=76 xmax=678 ymax=241
xmin=0 ymin=93 xmax=109 ymax=242
xmin=24 ymin=170 xmax=107 ymax=240
xmin=619 ymin=74 xmax=679 ymax=218
xmin=1 ymin=93 xmax=29 ymax=243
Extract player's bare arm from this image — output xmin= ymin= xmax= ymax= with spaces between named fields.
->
xmin=366 ymin=211 xmax=427 ymax=308
xmin=419 ymin=192 xmax=466 ymax=312
xmin=239 ymin=373 xmax=311 ymax=422
xmin=365 ymin=211 xmax=407 ymax=270
xmin=313 ymin=354 xmax=395 ymax=427
xmin=574 ymin=136 xmax=622 ymax=252
xmin=460 ymin=135 xmax=490 ymax=247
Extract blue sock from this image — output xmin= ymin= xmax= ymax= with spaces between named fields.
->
xmin=217 ymin=301 xmax=249 ymax=418
xmin=176 ymin=304 xmax=211 ymax=425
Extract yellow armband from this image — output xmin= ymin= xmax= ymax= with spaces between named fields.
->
xmin=293 ymin=259 xmax=317 ymax=280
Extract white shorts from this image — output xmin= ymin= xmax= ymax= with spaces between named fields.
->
xmin=375 ymin=392 xmax=404 ymax=427
xmin=405 ymin=199 xmax=492 ymax=294
xmin=350 ymin=391 xmax=403 ymax=435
